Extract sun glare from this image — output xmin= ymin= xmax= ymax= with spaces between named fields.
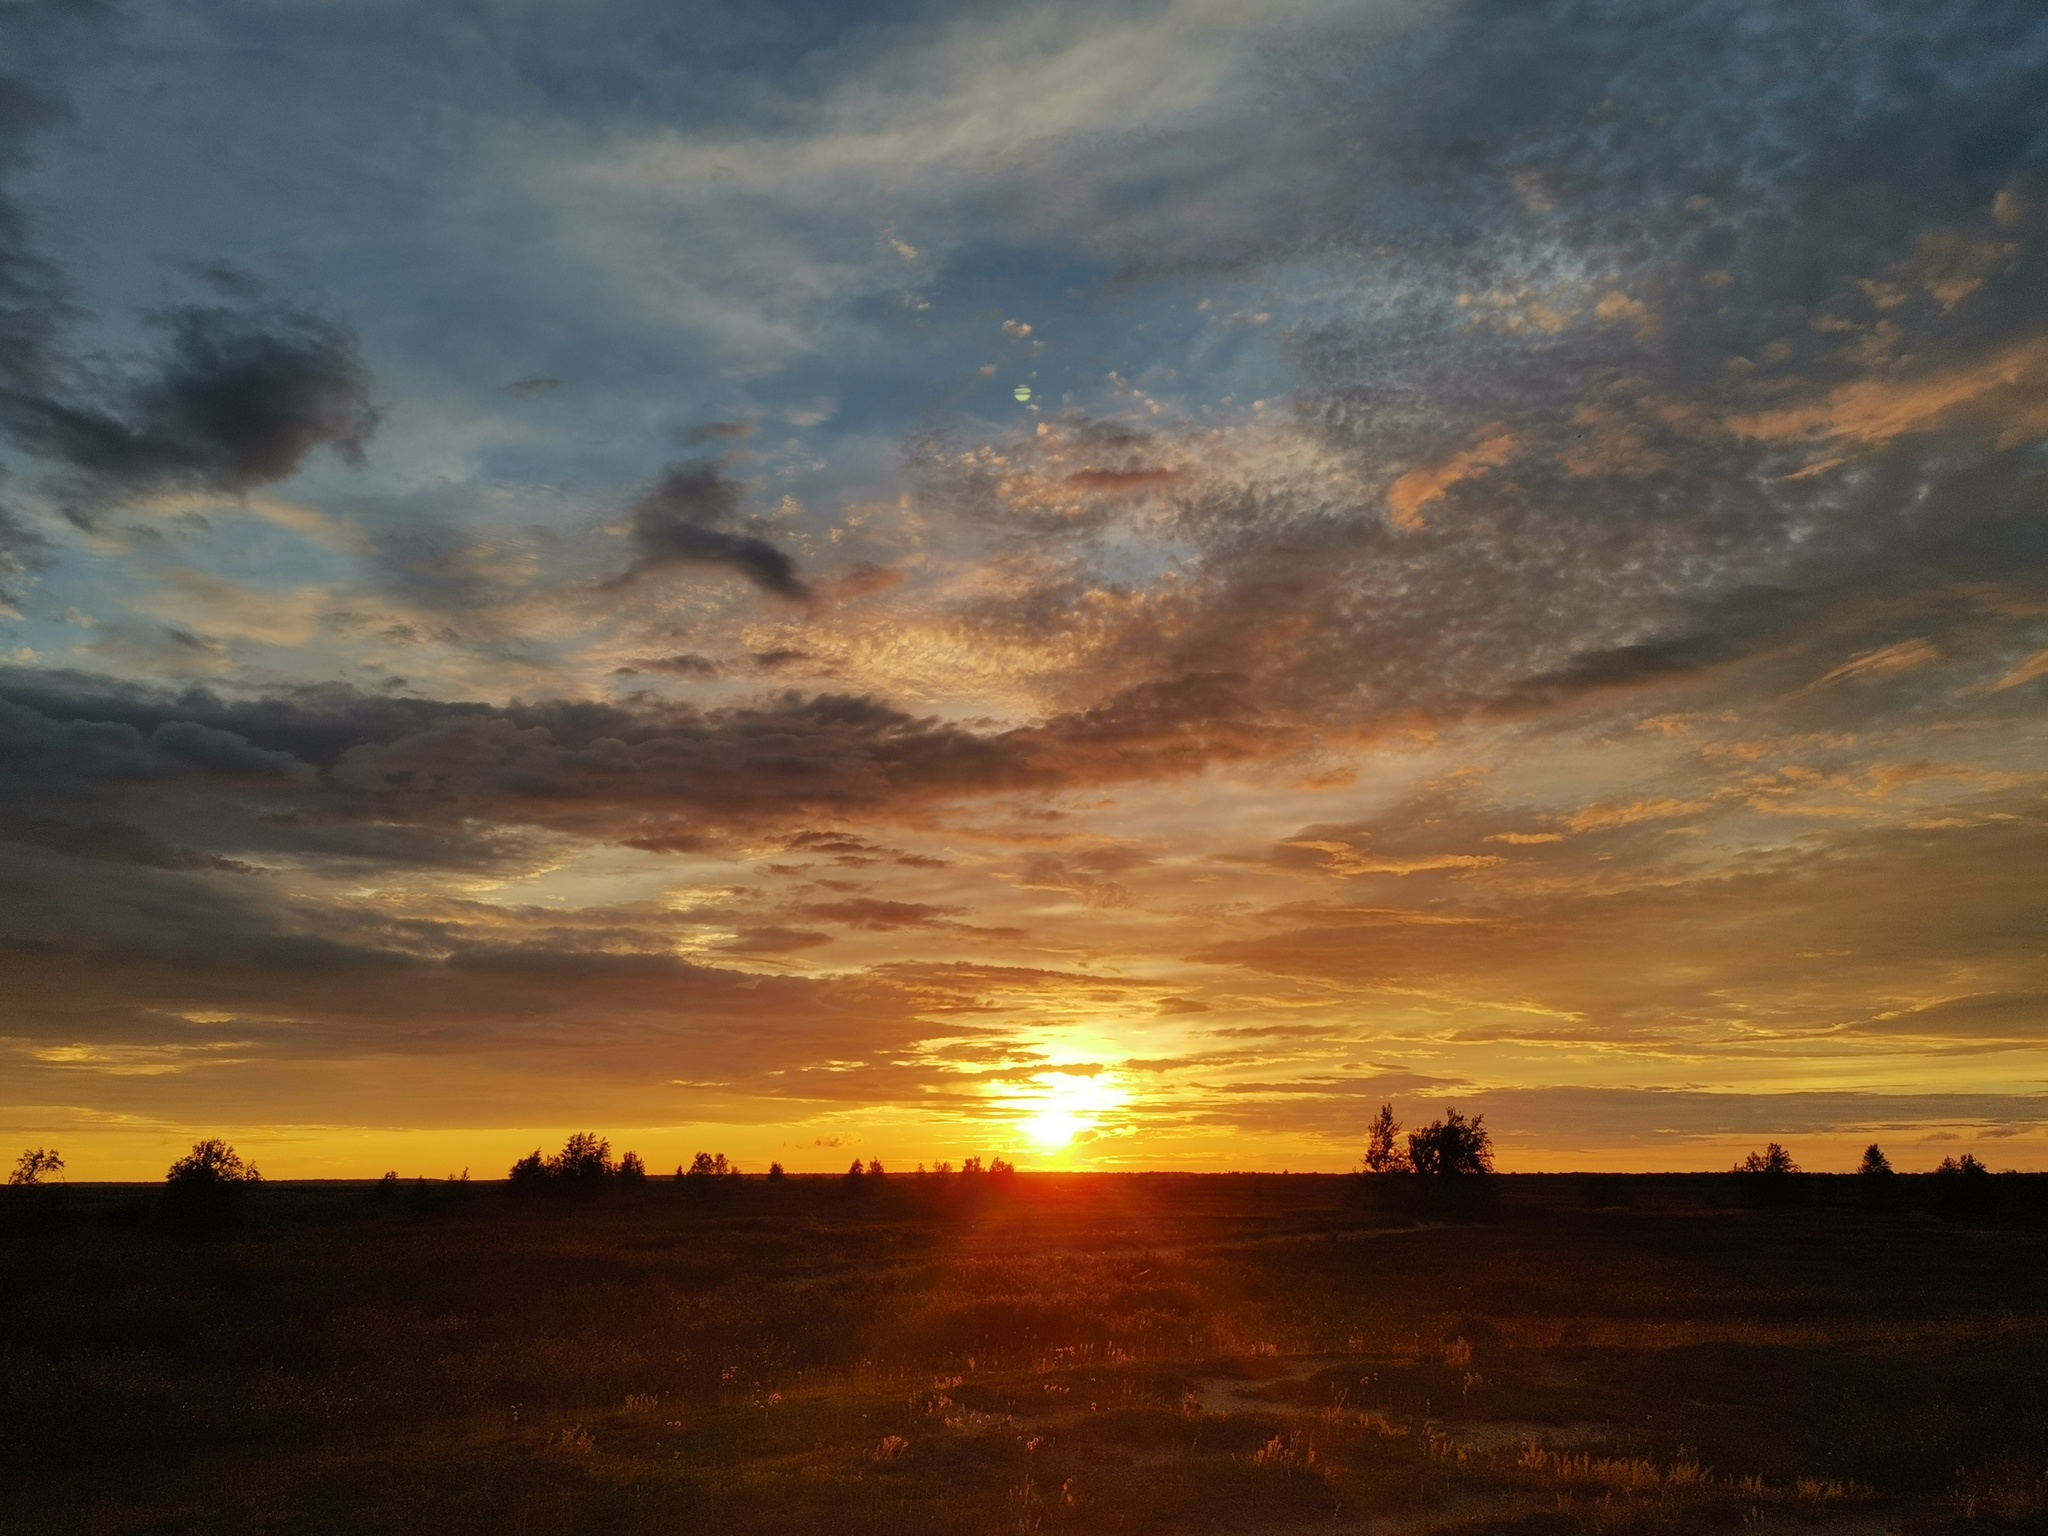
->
xmin=1018 ymin=1071 xmax=1124 ymax=1153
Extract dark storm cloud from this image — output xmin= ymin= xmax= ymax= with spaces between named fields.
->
xmin=0 ymin=669 xmax=1037 ymax=872
xmin=612 ymin=461 xmax=809 ymax=599
xmin=0 ymin=660 xmax=1325 ymax=886
xmin=613 ymin=652 xmax=719 ymax=678
xmin=3 ymin=269 xmax=379 ymax=505
xmin=0 ymin=9 xmax=377 ymax=515
xmin=0 ymin=690 xmax=300 ymax=868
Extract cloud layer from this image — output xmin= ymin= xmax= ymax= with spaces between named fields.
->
xmin=0 ymin=0 xmax=2044 ymax=1175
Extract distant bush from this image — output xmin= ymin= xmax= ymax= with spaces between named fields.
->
xmin=8 ymin=1147 xmax=63 ymax=1187
xmin=508 ymin=1133 xmax=644 ymax=1194
xmin=1734 ymin=1142 xmax=1805 ymax=1207
xmin=167 ymin=1138 xmax=261 ymax=1188
xmin=990 ymin=1157 xmax=1016 ymax=1177
xmin=844 ymin=1157 xmax=865 ymax=1180
xmin=554 ymin=1132 xmax=615 ymax=1184
xmin=1934 ymin=1153 xmax=1998 ymax=1221
xmin=1409 ymin=1109 xmax=1493 ymax=1176
xmin=865 ymin=1158 xmax=887 ymax=1179
xmin=164 ymin=1139 xmax=261 ymax=1222
xmin=1738 ymin=1142 xmax=1797 ymax=1175
xmin=682 ymin=1152 xmax=739 ymax=1181
xmin=1353 ymin=1107 xmax=1496 ymax=1218
xmin=1359 ymin=1105 xmax=1494 ymax=1177
xmin=766 ymin=1160 xmax=785 ymax=1180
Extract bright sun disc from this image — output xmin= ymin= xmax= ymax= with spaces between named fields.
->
xmin=1026 ymin=1107 xmax=1083 ymax=1149
xmin=1015 ymin=1071 xmax=1124 ymax=1153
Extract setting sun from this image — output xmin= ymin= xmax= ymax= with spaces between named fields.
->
xmin=1018 ymin=1072 xmax=1125 ymax=1154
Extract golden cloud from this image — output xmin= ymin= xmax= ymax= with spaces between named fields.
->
xmin=1386 ymin=432 xmax=1519 ymax=530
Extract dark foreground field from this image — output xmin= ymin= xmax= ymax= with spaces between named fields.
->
xmin=5 ymin=1174 xmax=2048 ymax=1535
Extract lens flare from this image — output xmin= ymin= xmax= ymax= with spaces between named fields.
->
xmin=1017 ymin=1071 xmax=1123 ymax=1153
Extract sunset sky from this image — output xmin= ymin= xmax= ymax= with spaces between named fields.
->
xmin=3 ymin=0 xmax=2046 ymax=1178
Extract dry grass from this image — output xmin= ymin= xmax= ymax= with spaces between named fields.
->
xmin=1 ymin=1173 xmax=2044 ymax=1534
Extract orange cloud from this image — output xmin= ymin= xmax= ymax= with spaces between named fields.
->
xmin=1729 ymin=334 xmax=2048 ymax=450
xmin=1804 ymin=638 xmax=1941 ymax=690
xmin=1564 ymin=798 xmax=1710 ymax=834
xmin=1063 ymin=467 xmax=1187 ymax=492
xmin=1989 ymin=648 xmax=2048 ymax=693
xmin=1285 ymin=839 xmax=1504 ymax=877
xmin=1386 ymin=432 xmax=1519 ymax=529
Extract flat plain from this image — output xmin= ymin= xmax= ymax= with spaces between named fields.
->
xmin=4 ymin=1173 xmax=2046 ymax=1535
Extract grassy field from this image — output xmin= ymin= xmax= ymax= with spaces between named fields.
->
xmin=4 ymin=1173 xmax=2046 ymax=1535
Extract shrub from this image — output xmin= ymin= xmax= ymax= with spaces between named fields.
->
xmin=1734 ymin=1142 xmax=1804 ymax=1207
xmin=1408 ymin=1109 xmax=1493 ymax=1175
xmin=508 ymin=1134 xmax=642 ymax=1193
xmin=167 ymin=1138 xmax=261 ymax=1188
xmin=554 ymin=1132 xmax=615 ymax=1184
xmin=7 ymin=1147 xmax=63 ymax=1187
xmin=1934 ymin=1152 xmax=1998 ymax=1221
xmin=990 ymin=1157 xmax=1016 ymax=1177
xmin=1364 ymin=1104 xmax=1411 ymax=1173
xmin=164 ymin=1139 xmax=260 ymax=1222
xmin=1738 ymin=1142 xmax=1797 ymax=1175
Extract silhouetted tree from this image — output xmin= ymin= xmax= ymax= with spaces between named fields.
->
xmin=1734 ymin=1141 xmax=1803 ymax=1207
xmin=766 ymin=1161 xmax=786 ymax=1181
xmin=961 ymin=1156 xmax=984 ymax=1175
xmin=1933 ymin=1152 xmax=1997 ymax=1220
xmin=508 ymin=1135 xmax=642 ymax=1194
xmin=553 ymin=1132 xmax=614 ymax=1184
xmin=683 ymin=1152 xmax=737 ymax=1180
xmin=989 ymin=1157 xmax=1016 ymax=1178
xmin=865 ymin=1158 xmax=886 ymax=1178
xmin=1408 ymin=1109 xmax=1493 ymax=1175
xmin=167 ymin=1138 xmax=261 ymax=1187
xmin=1364 ymin=1105 xmax=1410 ymax=1173
xmin=7 ymin=1148 xmax=62 ymax=1186
xmin=845 ymin=1157 xmax=865 ymax=1180
xmin=1738 ymin=1143 xmax=1797 ymax=1175
xmin=164 ymin=1139 xmax=260 ymax=1221
xmin=1856 ymin=1142 xmax=1896 ymax=1208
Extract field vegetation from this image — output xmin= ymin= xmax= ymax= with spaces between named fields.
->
xmin=3 ymin=1165 xmax=2046 ymax=1534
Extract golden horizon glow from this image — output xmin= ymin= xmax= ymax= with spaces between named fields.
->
xmin=1 ymin=3 xmax=2043 ymax=1178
